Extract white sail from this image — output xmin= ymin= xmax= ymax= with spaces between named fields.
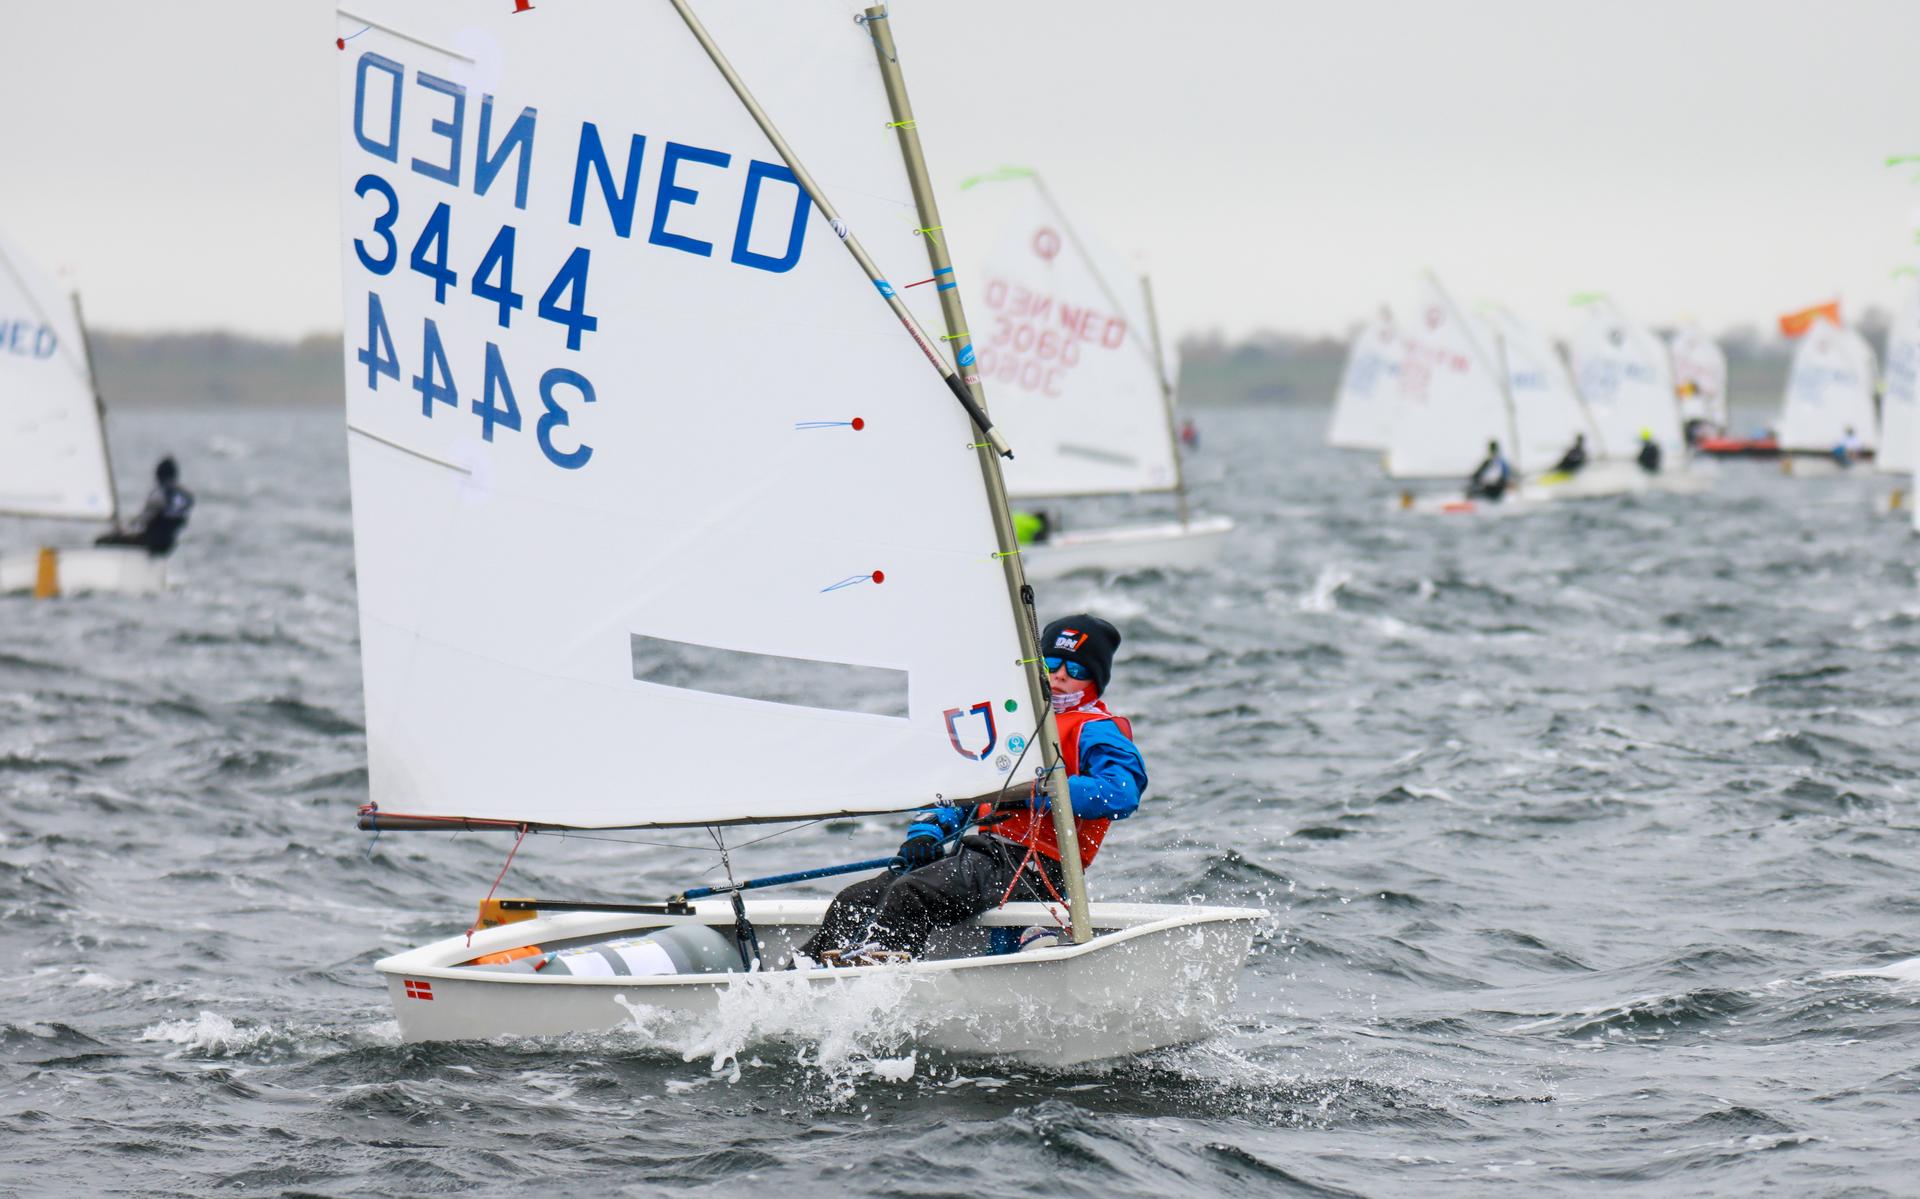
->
xmin=1482 ymin=306 xmax=1596 ymax=473
xmin=1567 ymin=297 xmax=1684 ymax=462
xmin=1385 ymin=275 xmax=1510 ymax=479
xmin=1327 ymin=311 xmax=1401 ymax=451
xmin=1668 ymin=323 xmax=1729 ymax=429
xmin=335 ymin=1 xmax=1036 ymax=829
xmin=1777 ymin=321 xmax=1878 ymax=453
xmin=0 ymin=234 xmax=114 ymax=520
xmin=1878 ymin=280 xmax=1918 ymax=475
xmin=945 ymin=174 xmax=1177 ymax=498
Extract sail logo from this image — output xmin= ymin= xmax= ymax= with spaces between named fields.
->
xmin=1031 ymin=227 xmax=1061 ymax=263
xmin=944 ymin=702 xmax=998 ymax=760
xmin=1 ymin=320 xmax=57 ymax=359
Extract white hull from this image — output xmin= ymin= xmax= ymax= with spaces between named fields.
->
xmin=377 ymin=899 xmax=1263 ymax=1066
xmin=0 ymin=545 xmax=169 ymax=597
xmin=1019 ymin=515 xmax=1233 ymax=579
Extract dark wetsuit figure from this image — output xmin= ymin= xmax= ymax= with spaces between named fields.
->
xmin=1553 ymin=434 xmax=1588 ymax=475
xmin=96 ymin=458 xmax=194 ymax=556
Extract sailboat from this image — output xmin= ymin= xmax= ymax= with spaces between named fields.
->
xmin=1327 ymin=309 xmax=1401 ymax=453
xmin=1386 ymin=274 xmax=1556 ymax=514
xmin=1479 ymin=304 xmax=1621 ymax=496
xmin=1667 ymin=322 xmax=1730 ymax=439
xmin=0 ymin=234 xmax=164 ymax=597
xmin=941 ymin=168 xmax=1230 ymax=577
xmin=1876 ymin=278 xmax=1916 ymax=481
xmin=1566 ymin=296 xmax=1706 ymax=494
xmin=1777 ymin=318 xmax=1878 ymax=468
xmin=333 ymin=1 xmax=1260 ymax=1062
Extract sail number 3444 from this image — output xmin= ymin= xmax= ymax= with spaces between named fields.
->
xmin=352 ymin=170 xmax=599 ymax=472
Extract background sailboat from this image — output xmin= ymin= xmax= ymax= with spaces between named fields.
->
xmin=1668 ymin=321 xmax=1730 ymax=436
xmin=1777 ymin=318 xmax=1878 ymax=459
xmin=1481 ymin=304 xmax=1605 ymax=487
xmin=0 ymin=233 xmax=165 ymax=597
xmin=335 ymin=0 xmax=1257 ymax=1060
xmin=944 ymin=168 xmax=1231 ymax=576
xmin=1566 ymin=295 xmax=1703 ymax=492
xmin=1876 ymin=277 xmax=1916 ymax=479
xmin=1327 ymin=308 xmax=1401 ymax=452
xmin=1385 ymin=274 xmax=1514 ymax=482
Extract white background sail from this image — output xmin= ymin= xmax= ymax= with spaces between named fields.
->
xmin=1567 ymin=297 xmax=1684 ymax=462
xmin=336 ymin=1 xmax=1035 ymax=828
xmin=1484 ymin=306 xmax=1596 ymax=474
xmin=1327 ymin=311 xmax=1401 ymax=451
xmin=946 ymin=175 xmax=1178 ymax=498
xmin=1777 ymin=321 xmax=1879 ymax=452
xmin=1385 ymin=276 xmax=1510 ymax=478
xmin=1668 ymin=323 xmax=1729 ymax=428
xmin=1878 ymin=279 xmax=1917 ymax=474
xmin=0 ymin=233 xmax=114 ymax=519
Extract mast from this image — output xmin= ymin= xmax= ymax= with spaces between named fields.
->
xmin=860 ymin=3 xmax=1091 ymax=944
xmin=1140 ymin=273 xmax=1190 ymax=526
xmin=1492 ymin=329 xmax=1521 ymax=479
xmin=69 ymin=292 xmax=120 ymax=526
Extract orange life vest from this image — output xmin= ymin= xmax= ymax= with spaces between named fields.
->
xmin=981 ymin=704 xmax=1134 ymax=868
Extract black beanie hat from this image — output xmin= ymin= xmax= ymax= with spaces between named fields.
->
xmin=1041 ymin=614 xmax=1121 ymax=695
xmin=156 ymin=456 xmax=179 ymax=484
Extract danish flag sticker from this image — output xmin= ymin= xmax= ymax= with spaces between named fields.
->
xmin=403 ymin=979 xmax=434 ymax=1001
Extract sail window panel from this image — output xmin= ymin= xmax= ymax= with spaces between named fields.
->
xmin=631 ymin=633 xmax=907 ymax=719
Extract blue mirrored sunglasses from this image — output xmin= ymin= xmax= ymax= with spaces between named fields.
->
xmin=1043 ymin=657 xmax=1090 ymax=680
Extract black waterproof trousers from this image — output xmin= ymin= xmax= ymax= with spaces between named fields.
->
xmin=799 ymin=835 xmax=1067 ymax=958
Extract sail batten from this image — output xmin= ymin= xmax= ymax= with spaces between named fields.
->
xmin=335 ymin=2 xmax=1037 ymax=830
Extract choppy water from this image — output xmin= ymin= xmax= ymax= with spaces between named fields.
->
xmin=3 ymin=403 xmax=1918 ymax=1196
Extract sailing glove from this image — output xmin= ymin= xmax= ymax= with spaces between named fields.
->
xmin=898 ymin=804 xmax=963 ymax=869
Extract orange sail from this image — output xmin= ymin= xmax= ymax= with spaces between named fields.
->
xmin=1779 ymin=300 xmax=1842 ymax=338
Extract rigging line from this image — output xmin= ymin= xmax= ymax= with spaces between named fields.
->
xmin=466 ymin=823 xmax=529 ymax=947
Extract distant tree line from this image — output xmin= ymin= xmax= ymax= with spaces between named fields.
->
xmin=86 ymin=312 xmax=1889 ymax=416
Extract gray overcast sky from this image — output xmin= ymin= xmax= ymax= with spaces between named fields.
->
xmin=4 ymin=1 xmax=1918 ymax=343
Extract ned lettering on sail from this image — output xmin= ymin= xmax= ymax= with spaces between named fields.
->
xmin=349 ymin=49 xmax=814 ymax=273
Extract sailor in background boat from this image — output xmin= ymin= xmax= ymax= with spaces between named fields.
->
xmin=1833 ymin=426 xmax=1864 ymax=467
xmin=1465 ymin=440 xmax=1512 ymax=502
xmin=1012 ymin=509 xmax=1053 ymax=546
xmin=1636 ymin=429 xmax=1663 ymax=474
xmin=793 ymin=615 xmax=1147 ymax=967
xmin=1551 ymin=433 xmax=1590 ymax=477
xmin=95 ymin=457 xmax=194 ymax=556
